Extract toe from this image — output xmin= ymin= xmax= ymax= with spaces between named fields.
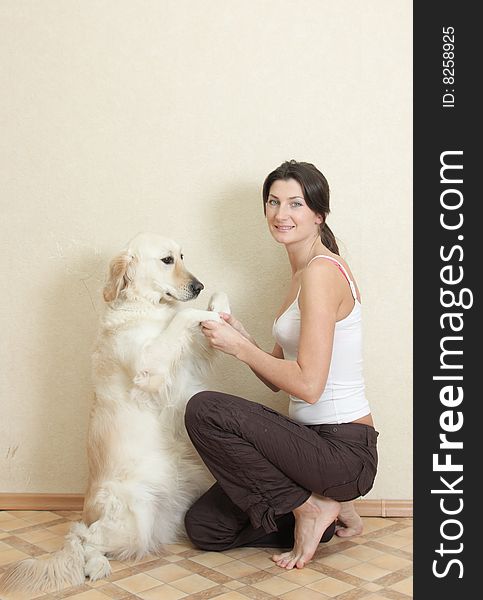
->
xmin=336 ymin=526 xmax=360 ymax=538
xmin=276 ymin=555 xmax=293 ymax=569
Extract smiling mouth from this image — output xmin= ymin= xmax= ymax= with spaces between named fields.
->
xmin=274 ymin=225 xmax=295 ymax=231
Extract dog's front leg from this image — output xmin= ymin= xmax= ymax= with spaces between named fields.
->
xmin=133 ymin=309 xmax=222 ymax=393
xmin=207 ymin=291 xmax=231 ymax=315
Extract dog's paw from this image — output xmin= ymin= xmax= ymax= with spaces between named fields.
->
xmin=133 ymin=370 xmax=164 ymax=392
xmin=180 ymin=308 xmax=222 ymax=325
xmin=208 ymin=291 xmax=231 ymax=314
xmin=133 ymin=370 xmax=151 ymax=388
xmin=85 ymin=553 xmax=111 ymax=581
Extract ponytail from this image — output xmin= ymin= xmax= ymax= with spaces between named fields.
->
xmin=320 ymin=222 xmax=339 ymax=255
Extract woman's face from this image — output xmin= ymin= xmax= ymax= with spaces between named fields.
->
xmin=265 ymin=178 xmax=322 ymax=245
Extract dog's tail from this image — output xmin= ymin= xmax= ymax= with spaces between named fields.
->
xmin=0 ymin=521 xmax=110 ymax=596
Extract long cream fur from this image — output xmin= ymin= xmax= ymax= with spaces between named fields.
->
xmin=0 ymin=233 xmax=230 ymax=595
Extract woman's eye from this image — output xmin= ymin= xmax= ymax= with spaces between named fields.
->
xmin=291 ymin=202 xmax=302 ymax=208
xmin=268 ymin=199 xmax=279 ymax=206
xmin=161 ymin=256 xmax=174 ymax=264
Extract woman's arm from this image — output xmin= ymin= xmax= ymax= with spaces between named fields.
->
xmin=219 ymin=313 xmax=283 ymax=392
xmin=250 ymin=343 xmax=284 ymax=392
xmin=202 ymin=261 xmax=341 ymax=403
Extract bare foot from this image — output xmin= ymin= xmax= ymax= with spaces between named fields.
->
xmin=271 ymin=495 xmax=340 ymax=570
xmin=335 ymin=501 xmax=363 ymax=537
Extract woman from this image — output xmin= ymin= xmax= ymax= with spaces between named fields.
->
xmin=184 ymin=160 xmax=378 ymax=570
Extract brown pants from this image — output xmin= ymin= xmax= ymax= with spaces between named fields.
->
xmin=184 ymin=391 xmax=378 ymax=551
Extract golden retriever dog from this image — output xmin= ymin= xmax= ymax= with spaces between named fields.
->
xmin=0 ymin=232 xmax=229 ymax=595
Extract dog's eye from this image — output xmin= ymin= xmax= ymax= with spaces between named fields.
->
xmin=180 ymin=254 xmax=184 ymax=260
xmin=161 ymin=256 xmax=174 ymax=265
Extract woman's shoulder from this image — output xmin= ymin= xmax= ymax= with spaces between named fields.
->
xmin=301 ymin=253 xmax=360 ymax=303
xmin=300 ymin=255 xmax=344 ymax=298
xmin=305 ymin=253 xmax=348 ymax=275
xmin=306 ymin=253 xmax=356 ymax=280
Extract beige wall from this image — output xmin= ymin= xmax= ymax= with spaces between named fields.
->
xmin=0 ymin=1 xmax=412 ymax=500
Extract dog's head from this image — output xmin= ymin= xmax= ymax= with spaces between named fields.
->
xmin=103 ymin=233 xmax=204 ymax=304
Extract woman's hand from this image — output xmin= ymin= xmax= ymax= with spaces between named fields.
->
xmin=201 ymin=316 xmax=249 ymax=357
xmin=218 ymin=313 xmax=255 ymax=343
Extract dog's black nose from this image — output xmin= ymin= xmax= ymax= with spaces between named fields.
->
xmin=190 ymin=280 xmax=204 ymax=295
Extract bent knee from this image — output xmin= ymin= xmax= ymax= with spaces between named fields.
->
xmin=184 ymin=505 xmax=206 ymax=547
xmin=185 ymin=391 xmax=215 ymax=428
xmin=184 ymin=505 xmax=234 ymax=552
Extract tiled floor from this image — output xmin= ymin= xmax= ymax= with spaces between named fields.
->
xmin=0 ymin=511 xmax=412 ymax=600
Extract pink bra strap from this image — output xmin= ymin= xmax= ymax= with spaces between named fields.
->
xmin=307 ymin=255 xmax=358 ymax=300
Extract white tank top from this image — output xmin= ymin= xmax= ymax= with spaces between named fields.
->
xmin=272 ymin=255 xmax=370 ymax=425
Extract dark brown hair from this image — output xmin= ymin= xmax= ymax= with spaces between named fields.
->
xmin=262 ymin=160 xmax=339 ymax=254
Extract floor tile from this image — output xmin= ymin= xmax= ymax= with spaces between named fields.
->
xmin=345 ymin=562 xmax=391 ymax=582
xmin=307 ymin=575 xmax=355 ymax=596
xmin=239 ymin=551 xmax=275 ymax=569
xmin=65 ymin=590 xmax=114 ymax=600
xmin=170 ymin=573 xmax=219 ymax=593
xmin=189 ymin=551 xmax=234 ymax=568
xmin=136 ymin=584 xmax=188 ymax=599
xmin=146 ymin=563 xmax=195 ymax=583
xmin=213 ymin=559 xmax=260 ymax=579
xmin=251 ymin=575 xmax=300 ymax=595
xmin=214 ymin=592 xmax=254 ymax=600
xmin=281 ymin=589 xmax=330 ymax=599
xmin=369 ymin=554 xmax=412 ymax=571
xmin=389 ymin=575 xmax=413 ymax=595
xmin=0 ymin=513 xmax=413 ymax=600
xmin=0 ymin=548 xmax=30 ymax=566
xmin=278 ymin=566 xmax=327 ymax=585
xmin=113 ymin=573 xmax=160 ymax=593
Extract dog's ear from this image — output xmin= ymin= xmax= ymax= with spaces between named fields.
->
xmin=103 ymin=252 xmax=137 ymax=302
